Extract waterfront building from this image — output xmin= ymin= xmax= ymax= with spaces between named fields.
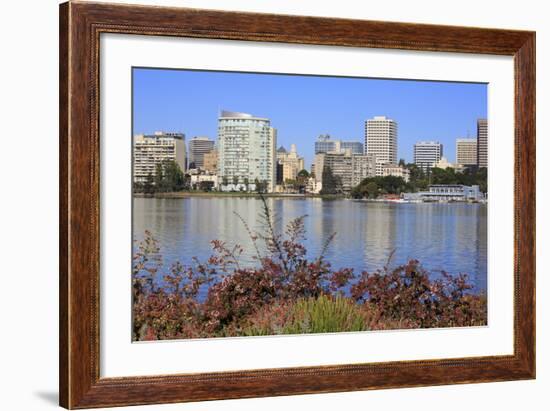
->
xmin=403 ymin=184 xmax=484 ymax=202
xmin=456 ymin=138 xmax=478 ymax=167
xmin=381 ymin=163 xmax=410 ymax=182
xmin=314 ymin=151 xmax=376 ymax=192
xmin=351 ymin=154 xmax=377 ymax=187
xmin=276 ymin=144 xmax=305 ymax=183
xmin=414 ymin=141 xmax=443 ymax=173
xmin=374 ymin=159 xmax=386 ymax=177
xmin=313 ymin=154 xmax=324 ymax=184
xmin=306 ymin=177 xmax=322 ymax=194
xmin=203 ymin=149 xmax=218 ymax=173
xmin=315 ymin=134 xmax=363 ymax=155
xmin=323 ymin=152 xmax=353 ymax=192
xmin=190 ymin=173 xmax=218 ymax=190
xmin=365 ymin=116 xmax=398 ymax=174
xmin=133 ymin=131 xmax=186 ymax=183
xmin=188 ymin=136 xmax=215 ymax=169
xmin=217 ymin=110 xmax=276 ymax=192
xmin=477 ymin=119 xmax=488 ymax=168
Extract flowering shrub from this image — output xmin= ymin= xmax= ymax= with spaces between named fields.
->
xmin=132 ymin=196 xmax=487 ymax=340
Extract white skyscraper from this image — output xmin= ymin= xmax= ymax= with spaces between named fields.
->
xmin=365 ymin=116 xmax=398 ymax=175
xmin=217 ymin=110 xmax=276 ymax=192
xmin=414 ymin=141 xmax=443 ymax=172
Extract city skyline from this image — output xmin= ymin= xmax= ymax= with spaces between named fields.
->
xmin=133 ymin=68 xmax=487 ymax=168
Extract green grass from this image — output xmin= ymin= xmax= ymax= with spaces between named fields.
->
xmin=242 ymin=295 xmax=371 ymax=336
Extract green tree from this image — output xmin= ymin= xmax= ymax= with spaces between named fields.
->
xmin=284 ymin=178 xmax=297 ymax=191
xmin=474 ymin=167 xmax=487 ymax=193
xmin=431 ymin=167 xmax=458 ymax=185
xmin=254 ymin=178 xmax=267 ymax=193
xmin=162 ymin=160 xmax=185 ymax=192
xmin=403 ymin=163 xmax=428 ymax=192
xmin=365 ymin=182 xmax=379 ymax=198
xmin=351 ymin=176 xmax=406 ymax=198
xmin=154 ymin=163 xmax=164 ymax=191
xmin=377 ymin=175 xmax=407 ymax=194
xmin=199 ymin=181 xmax=214 ymax=192
xmin=182 ymin=173 xmax=191 ymax=190
xmin=320 ymin=166 xmax=340 ymax=195
xmin=143 ymin=173 xmax=154 ymax=195
xmin=295 ymin=169 xmax=310 ymax=193
xmin=297 ymin=169 xmax=309 ymax=178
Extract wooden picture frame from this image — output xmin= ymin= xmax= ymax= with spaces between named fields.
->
xmin=59 ymin=1 xmax=535 ymax=408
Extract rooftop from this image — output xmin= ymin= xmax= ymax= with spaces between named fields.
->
xmin=220 ymin=110 xmax=253 ymax=118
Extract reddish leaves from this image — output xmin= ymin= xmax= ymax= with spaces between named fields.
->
xmin=132 ymin=198 xmax=486 ymax=340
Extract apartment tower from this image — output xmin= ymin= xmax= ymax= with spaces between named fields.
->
xmin=365 ymin=116 xmax=398 ymax=175
xmin=217 ymin=110 xmax=276 ymax=192
xmin=133 ymin=132 xmax=186 ymax=183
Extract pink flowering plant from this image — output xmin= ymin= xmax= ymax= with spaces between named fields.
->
xmin=132 ymin=196 xmax=486 ymax=341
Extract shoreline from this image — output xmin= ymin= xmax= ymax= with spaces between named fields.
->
xmin=134 ymin=191 xmax=345 ymax=200
xmin=133 ymin=191 xmax=487 ymax=204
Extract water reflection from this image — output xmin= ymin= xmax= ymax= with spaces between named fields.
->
xmin=133 ymin=197 xmax=487 ymax=293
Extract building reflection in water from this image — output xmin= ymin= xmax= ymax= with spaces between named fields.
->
xmin=133 ymin=197 xmax=487 ymax=294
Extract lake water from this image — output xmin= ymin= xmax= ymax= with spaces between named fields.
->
xmin=133 ymin=197 xmax=487 ymax=294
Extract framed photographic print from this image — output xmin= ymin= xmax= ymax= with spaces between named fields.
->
xmin=59 ymin=1 xmax=535 ymax=408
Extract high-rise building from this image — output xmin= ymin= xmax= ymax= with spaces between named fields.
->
xmin=203 ymin=149 xmax=218 ymax=173
xmin=351 ymin=154 xmax=377 ymax=187
xmin=188 ymin=136 xmax=215 ymax=169
xmin=414 ymin=141 xmax=443 ymax=173
xmin=456 ymin=138 xmax=478 ymax=166
xmin=314 ymin=152 xmax=376 ymax=192
xmin=276 ymin=144 xmax=305 ymax=183
xmin=477 ymin=119 xmax=488 ymax=168
xmin=365 ymin=116 xmax=398 ymax=174
xmin=315 ymin=134 xmax=363 ymax=155
xmin=217 ymin=110 xmax=276 ymax=192
xmin=133 ymin=132 xmax=186 ymax=183
xmin=341 ymin=141 xmax=364 ymax=155
xmin=315 ymin=134 xmax=339 ymax=154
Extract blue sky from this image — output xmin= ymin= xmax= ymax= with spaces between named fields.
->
xmin=133 ymin=68 xmax=487 ymax=167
